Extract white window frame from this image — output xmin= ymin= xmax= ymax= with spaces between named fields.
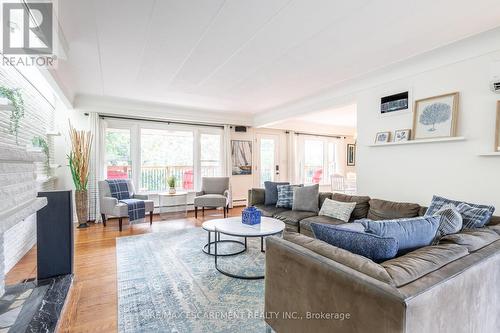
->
xmin=297 ymin=135 xmax=339 ymax=186
xmin=102 ymin=118 xmax=223 ymax=193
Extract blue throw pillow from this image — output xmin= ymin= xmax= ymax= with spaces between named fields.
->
xmin=426 ymin=195 xmax=494 ymax=228
xmin=455 ymin=203 xmax=493 ymax=229
xmin=264 ymin=181 xmax=290 ymax=205
xmin=360 ymin=216 xmax=440 ymax=254
xmin=276 ymin=184 xmax=302 ymax=208
xmin=311 ymin=223 xmax=398 ymax=262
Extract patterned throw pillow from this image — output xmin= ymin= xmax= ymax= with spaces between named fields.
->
xmin=432 ymin=204 xmax=463 ymax=244
xmin=426 ymin=195 xmax=494 ymax=228
xmin=319 ymin=198 xmax=356 ymax=222
xmin=455 ymin=203 xmax=493 ymax=229
xmin=276 ymin=184 xmax=301 ymax=208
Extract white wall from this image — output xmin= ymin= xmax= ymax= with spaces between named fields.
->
xmin=357 ymin=50 xmax=500 ymax=208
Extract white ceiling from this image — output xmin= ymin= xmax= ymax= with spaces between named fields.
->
xmin=266 ymin=103 xmax=357 ymax=135
xmin=56 ymin=0 xmax=500 ymax=114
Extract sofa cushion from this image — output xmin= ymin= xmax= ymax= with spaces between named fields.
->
xmin=292 ymin=184 xmax=319 ymax=213
xmin=274 ymin=210 xmax=317 ymax=226
xmin=319 ymin=198 xmax=356 ymax=222
xmin=361 ymin=216 xmax=440 ymax=254
xmin=367 ymin=199 xmax=421 ymax=220
xmin=425 ymin=195 xmax=495 ymax=228
xmin=276 ymin=184 xmax=302 ymax=209
xmin=311 ymin=223 xmax=398 ymax=262
xmin=264 ymin=181 xmax=289 ymax=205
xmin=300 ymin=215 xmax=346 ymax=233
xmin=332 ymin=193 xmax=371 ymax=219
xmin=254 ymin=204 xmax=288 ymax=217
xmin=439 ymin=228 xmax=500 ymax=252
xmin=432 ymin=204 xmax=463 ymax=244
xmin=381 ymin=243 xmax=468 ymax=287
xmin=284 ymin=232 xmax=395 ymax=285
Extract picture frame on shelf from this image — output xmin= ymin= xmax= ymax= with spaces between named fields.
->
xmin=412 ymin=92 xmax=459 ymax=140
xmin=495 ymin=101 xmax=500 ymax=152
xmin=394 ymin=129 xmax=411 ymax=142
xmin=374 ymin=131 xmax=391 ymax=144
xmin=347 ymin=144 xmax=356 ymax=166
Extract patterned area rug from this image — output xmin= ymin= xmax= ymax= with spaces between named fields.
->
xmin=117 ymin=228 xmax=266 ymax=333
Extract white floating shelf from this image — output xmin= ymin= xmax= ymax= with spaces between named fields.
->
xmin=46 ymin=131 xmax=61 ymax=136
xmin=368 ymin=136 xmax=465 ymax=147
xmin=478 ymin=152 xmax=500 ymax=156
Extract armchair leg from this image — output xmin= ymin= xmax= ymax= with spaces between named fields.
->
xmin=195 ymin=206 xmax=198 ymax=219
xmin=101 ymin=214 xmax=106 ymax=227
xmin=119 ymin=217 xmax=123 ymax=232
xmin=149 ymin=211 xmax=153 ymax=225
xmin=202 ymin=207 xmax=205 ymax=216
xmin=224 ymin=206 xmax=227 ymax=218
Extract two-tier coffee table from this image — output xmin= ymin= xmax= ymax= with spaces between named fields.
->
xmin=202 ymin=217 xmax=285 ymax=280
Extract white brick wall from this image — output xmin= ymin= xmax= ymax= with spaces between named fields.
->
xmin=0 ymin=65 xmax=54 ymax=289
xmin=3 ymin=213 xmax=36 ymax=274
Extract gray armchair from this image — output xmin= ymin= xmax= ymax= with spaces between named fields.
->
xmin=98 ymin=180 xmax=154 ymax=231
xmin=194 ymin=177 xmax=230 ymax=218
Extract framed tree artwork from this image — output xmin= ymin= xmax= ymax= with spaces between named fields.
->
xmin=412 ymin=92 xmax=459 ymax=140
xmin=347 ymin=144 xmax=355 ymax=166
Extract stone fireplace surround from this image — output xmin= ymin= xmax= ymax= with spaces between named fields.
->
xmin=0 ymin=144 xmax=48 ymax=296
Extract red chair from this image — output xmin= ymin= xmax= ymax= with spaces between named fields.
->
xmin=183 ymin=169 xmax=194 ymax=190
xmin=312 ymin=169 xmax=323 ymax=184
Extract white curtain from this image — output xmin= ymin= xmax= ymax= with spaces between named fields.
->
xmin=287 ymin=131 xmax=298 ymax=184
xmin=88 ymin=112 xmax=102 ymax=222
xmin=223 ymin=125 xmax=233 ymax=208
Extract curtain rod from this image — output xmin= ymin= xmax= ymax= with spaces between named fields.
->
xmin=287 ymin=131 xmax=347 ymax=139
xmin=89 ymin=113 xmax=228 ymax=129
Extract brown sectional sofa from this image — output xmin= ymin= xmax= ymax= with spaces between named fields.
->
xmin=247 ymin=188 xmax=500 ymax=333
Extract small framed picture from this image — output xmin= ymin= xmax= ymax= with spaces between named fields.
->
xmin=347 ymin=144 xmax=356 ymax=166
xmin=495 ymin=101 xmax=500 ymax=152
xmin=394 ymin=129 xmax=411 ymax=142
xmin=374 ymin=131 xmax=391 ymax=144
xmin=381 ymin=91 xmax=409 ymax=114
xmin=412 ymin=92 xmax=459 ymax=140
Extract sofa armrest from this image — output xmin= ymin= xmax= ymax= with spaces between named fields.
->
xmin=195 ymin=191 xmax=204 ymax=197
xmin=265 ymin=237 xmax=405 ymax=333
xmin=133 ymin=193 xmax=149 ymax=200
xmin=248 ymin=188 xmax=265 ymax=206
xmin=100 ymin=197 xmax=118 ymax=215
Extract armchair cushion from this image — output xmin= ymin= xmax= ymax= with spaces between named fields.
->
xmin=194 ymin=194 xmax=227 ymax=208
xmin=201 ymin=177 xmax=229 ymax=195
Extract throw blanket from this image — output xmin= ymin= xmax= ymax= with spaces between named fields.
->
xmin=106 ymin=179 xmax=145 ymax=223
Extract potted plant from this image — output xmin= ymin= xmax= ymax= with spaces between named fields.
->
xmin=67 ymin=123 xmax=92 ymax=228
xmin=167 ymin=175 xmax=176 ymax=194
xmin=0 ymin=86 xmax=25 ymax=144
xmin=32 ymin=136 xmax=50 ymax=177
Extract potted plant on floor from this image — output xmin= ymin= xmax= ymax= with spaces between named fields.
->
xmin=68 ymin=123 xmax=92 ymax=228
xmin=167 ymin=175 xmax=176 ymax=194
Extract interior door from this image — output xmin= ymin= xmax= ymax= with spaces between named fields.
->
xmin=256 ymin=134 xmax=280 ymax=187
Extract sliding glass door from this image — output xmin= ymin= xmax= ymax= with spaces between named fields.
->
xmin=298 ymin=136 xmax=338 ymax=185
xmin=102 ymin=119 xmax=223 ymax=193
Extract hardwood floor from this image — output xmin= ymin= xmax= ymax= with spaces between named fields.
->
xmin=5 ymin=207 xmax=243 ymax=333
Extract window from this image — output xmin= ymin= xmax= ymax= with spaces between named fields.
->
xmin=200 ymin=133 xmax=222 ymax=177
xmin=300 ymin=136 xmax=338 ymax=185
xmin=105 ymin=128 xmax=131 ymax=179
xmin=140 ymin=128 xmax=194 ymax=192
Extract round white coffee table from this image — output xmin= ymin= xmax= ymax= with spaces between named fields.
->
xmin=203 ymin=217 xmax=285 ymax=280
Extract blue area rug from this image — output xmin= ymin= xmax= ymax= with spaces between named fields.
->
xmin=116 ymin=228 xmax=266 ymax=333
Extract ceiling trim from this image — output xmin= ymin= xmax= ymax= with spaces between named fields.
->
xmin=74 ymin=94 xmax=254 ymax=126
xmin=253 ymin=26 xmax=500 ymax=127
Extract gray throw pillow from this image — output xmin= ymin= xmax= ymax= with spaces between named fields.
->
xmin=311 ymin=223 xmax=398 ymax=262
xmin=292 ymin=184 xmax=319 ymax=212
xmin=264 ymin=181 xmax=289 ymax=206
xmin=432 ymin=204 xmax=463 ymax=244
